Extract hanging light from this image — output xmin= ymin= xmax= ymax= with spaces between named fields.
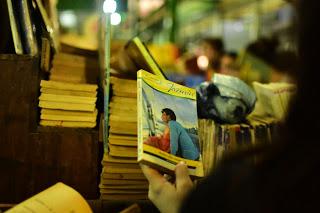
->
xmin=111 ymin=12 xmax=121 ymax=25
xmin=103 ymin=0 xmax=117 ymax=14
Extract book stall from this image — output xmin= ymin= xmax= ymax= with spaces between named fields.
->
xmin=0 ymin=0 xmax=296 ymax=212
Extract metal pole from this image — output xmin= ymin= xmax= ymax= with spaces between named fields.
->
xmin=103 ymin=13 xmax=111 ymax=152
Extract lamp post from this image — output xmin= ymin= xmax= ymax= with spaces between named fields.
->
xmin=103 ymin=0 xmax=116 ymax=152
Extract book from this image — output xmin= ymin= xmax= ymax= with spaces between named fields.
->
xmin=39 ymin=100 xmax=96 ymax=112
xmin=39 ymin=93 xmax=97 ymax=104
xmin=40 ymin=80 xmax=98 ymax=92
xmin=40 ymin=37 xmax=51 ymax=72
xmin=40 ymin=108 xmax=98 ymax=122
xmin=109 ymin=144 xmax=137 ymax=158
xmin=137 ymin=70 xmax=204 ymax=178
xmin=252 ymin=81 xmax=296 ymax=120
xmin=101 ymin=171 xmax=146 ymax=180
xmin=6 ymin=182 xmax=92 ymax=213
xmin=40 ymin=88 xmax=97 ymax=97
xmin=125 ymin=37 xmax=167 ymax=79
xmin=119 ymin=203 xmax=141 ymax=213
xmin=40 ymin=120 xmax=96 ymax=128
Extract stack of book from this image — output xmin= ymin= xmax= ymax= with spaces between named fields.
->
xmin=49 ymin=52 xmax=99 ymax=84
xmin=38 ymin=80 xmax=98 ymax=128
xmin=99 ymin=76 xmax=148 ymax=201
xmin=198 ymin=116 xmax=279 ymax=175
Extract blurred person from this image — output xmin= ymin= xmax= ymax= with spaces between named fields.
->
xmin=220 ymin=51 xmax=239 ymax=77
xmin=184 ymin=55 xmax=207 ymax=88
xmin=270 ymin=50 xmax=297 ymax=83
xmin=198 ymin=37 xmax=225 ymax=81
xmin=141 ymin=1 xmax=320 ymax=213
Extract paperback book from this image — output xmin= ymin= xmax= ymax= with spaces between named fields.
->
xmin=137 ymin=70 xmax=204 ymax=178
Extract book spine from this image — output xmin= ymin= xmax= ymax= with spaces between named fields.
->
xmin=137 ymin=76 xmax=143 ymax=162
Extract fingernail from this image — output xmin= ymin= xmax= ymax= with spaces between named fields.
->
xmin=178 ymin=161 xmax=186 ymax=165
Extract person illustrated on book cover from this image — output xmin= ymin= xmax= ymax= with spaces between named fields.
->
xmin=144 ymin=108 xmax=200 ymax=161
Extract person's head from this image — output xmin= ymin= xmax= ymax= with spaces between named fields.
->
xmin=246 ymin=37 xmax=279 ymax=66
xmin=220 ymin=51 xmax=238 ymax=76
xmin=200 ymin=38 xmax=224 ymax=70
xmin=270 ymin=50 xmax=298 ymax=83
xmin=161 ymin=108 xmax=176 ymax=123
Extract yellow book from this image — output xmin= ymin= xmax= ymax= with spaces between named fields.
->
xmin=111 ymin=96 xmax=137 ymax=104
xmin=109 ymin=121 xmax=137 ymax=135
xmin=126 ymin=37 xmax=166 ymax=79
xmin=100 ymin=189 xmax=147 ymax=194
xmin=40 ymin=37 xmax=50 ymax=72
xmin=40 ymin=120 xmax=96 ymax=128
xmin=53 ymin=53 xmax=98 ymax=69
xmin=39 ymin=93 xmax=97 ymax=104
xmin=101 ymin=172 xmax=146 ymax=180
xmin=100 ymin=178 xmax=147 ymax=186
xmin=110 ymin=76 xmax=137 ymax=87
xmin=137 ymin=70 xmax=204 ymax=178
xmin=41 ymin=108 xmax=98 ymax=117
xmin=252 ymin=81 xmax=296 ymax=120
xmin=41 ymin=109 xmax=97 ymax=122
xmin=109 ymin=144 xmax=137 ymax=158
xmin=109 ymin=138 xmax=137 ymax=147
xmin=113 ymin=91 xmax=137 ymax=98
xmin=40 ymin=88 xmax=97 ymax=97
xmin=103 ymin=165 xmax=141 ymax=174
xmin=109 ymin=114 xmax=137 ymax=123
xmin=6 ymin=182 xmax=92 ymax=213
xmin=109 ymin=102 xmax=137 ymax=112
xmin=100 ymin=193 xmax=147 ymax=201
xmin=39 ymin=100 xmax=95 ymax=112
xmin=109 ymin=134 xmax=137 ymax=141
xmin=40 ymin=80 xmax=97 ymax=92
xmin=102 ymin=154 xmax=138 ymax=164
xmin=99 ymin=184 xmax=148 ymax=190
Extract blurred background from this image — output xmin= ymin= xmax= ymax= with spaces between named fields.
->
xmin=56 ymin=0 xmax=296 ymax=86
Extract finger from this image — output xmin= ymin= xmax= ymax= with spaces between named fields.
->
xmin=140 ymin=163 xmax=166 ymax=185
xmin=175 ymin=161 xmax=193 ymax=190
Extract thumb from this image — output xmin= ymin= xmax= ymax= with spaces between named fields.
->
xmin=175 ymin=161 xmax=193 ymax=191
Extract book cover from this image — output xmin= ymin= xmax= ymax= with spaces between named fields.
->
xmin=252 ymin=81 xmax=296 ymax=120
xmin=125 ymin=37 xmax=167 ymax=80
xmin=137 ymin=70 xmax=204 ymax=178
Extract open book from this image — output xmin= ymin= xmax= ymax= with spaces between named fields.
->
xmin=6 ymin=182 xmax=92 ymax=213
xmin=137 ymin=70 xmax=204 ymax=178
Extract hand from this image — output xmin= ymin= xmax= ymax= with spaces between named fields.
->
xmin=140 ymin=162 xmax=194 ymax=213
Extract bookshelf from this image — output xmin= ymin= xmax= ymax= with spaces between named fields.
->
xmin=0 ymin=54 xmax=101 ymax=203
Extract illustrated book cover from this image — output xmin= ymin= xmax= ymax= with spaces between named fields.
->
xmin=137 ymin=70 xmax=204 ymax=178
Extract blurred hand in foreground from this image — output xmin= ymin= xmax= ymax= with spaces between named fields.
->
xmin=140 ymin=162 xmax=194 ymax=213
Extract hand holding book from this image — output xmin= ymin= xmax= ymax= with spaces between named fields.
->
xmin=140 ymin=162 xmax=193 ymax=213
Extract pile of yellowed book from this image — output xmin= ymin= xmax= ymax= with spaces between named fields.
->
xmin=38 ymin=80 xmax=98 ymax=128
xmin=99 ymin=76 xmax=148 ymax=201
xmin=49 ymin=52 xmax=99 ymax=84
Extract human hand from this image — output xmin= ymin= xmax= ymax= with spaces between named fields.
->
xmin=140 ymin=162 xmax=194 ymax=213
